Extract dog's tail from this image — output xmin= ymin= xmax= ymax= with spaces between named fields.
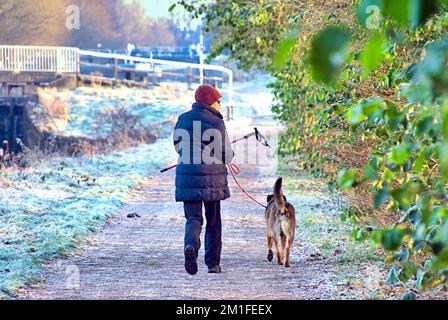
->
xmin=274 ymin=177 xmax=286 ymax=212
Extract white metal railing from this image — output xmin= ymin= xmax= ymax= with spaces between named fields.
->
xmin=78 ymin=49 xmax=234 ymax=107
xmin=0 ymin=45 xmax=78 ymax=73
xmin=0 ymin=45 xmax=233 ymax=106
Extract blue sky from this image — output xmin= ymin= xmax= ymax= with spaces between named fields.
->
xmin=138 ymin=0 xmax=174 ymax=19
xmin=132 ymin=0 xmax=201 ymax=30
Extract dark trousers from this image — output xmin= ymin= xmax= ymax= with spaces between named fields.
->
xmin=183 ymin=200 xmax=222 ymax=268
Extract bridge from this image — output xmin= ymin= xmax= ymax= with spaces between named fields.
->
xmin=0 ymin=45 xmax=234 ymax=152
xmin=0 ymin=45 xmax=233 ymax=100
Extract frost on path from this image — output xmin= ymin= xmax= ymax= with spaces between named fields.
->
xmin=2 ymin=74 xmax=417 ymax=300
xmin=21 ymin=117 xmax=352 ymax=300
xmin=14 ymin=75 xmax=388 ymax=300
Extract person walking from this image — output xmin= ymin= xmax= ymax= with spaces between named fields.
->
xmin=173 ymin=84 xmax=234 ymax=275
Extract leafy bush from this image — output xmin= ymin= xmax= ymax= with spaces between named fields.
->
xmin=176 ymin=0 xmax=448 ymax=292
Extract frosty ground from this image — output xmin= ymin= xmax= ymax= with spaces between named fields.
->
xmin=0 ymin=75 xmax=277 ymax=298
xmin=18 ymin=101 xmax=390 ymax=300
xmin=2 ymin=75 xmax=443 ymax=299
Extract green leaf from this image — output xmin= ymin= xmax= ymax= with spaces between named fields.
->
xmin=374 ymin=188 xmax=389 ymax=208
xmin=337 ymin=169 xmax=357 ymax=189
xmin=389 ymin=144 xmax=410 ymax=165
xmin=351 ymin=227 xmax=367 ymax=241
xmin=370 ymin=156 xmax=380 ymax=170
xmin=384 ymin=0 xmax=441 ymax=29
xmin=384 ymin=0 xmax=412 ymax=26
xmin=416 ymin=117 xmax=433 ymax=137
xmin=370 ymin=229 xmax=383 ymax=246
xmin=396 ymin=249 xmax=410 ymax=262
xmin=363 ymin=98 xmax=384 ymax=116
xmin=168 ymin=3 xmax=177 ymax=13
xmin=310 ymin=27 xmax=351 ymax=84
xmin=360 ymin=32 xmax=387 ymax=75
xmin=442 ymin=105 xmax=448 ymax=139
xmin=347 ymin=102 xmax=367 ymax=124
xmin=347 ymin=98 xmax=384 ymax=125
xmin=433 ymin=222 xmax=448 ymax=247
xmin=414 ymin=147 xmax=427 ymax=173
xmin=400 ymin=262 xmax=418 ymax=282
xmin=387 ymin=264 xmax=400 ymax=284
xmin=439 ymin=141 xmax=448 ymax=177
xmin=382 ymin=169 xmax=394 ymax=181
xmin=381 ymin=228 xmax=403 ymax=251
xmin=416 ymin=269 xmax=427 ymax=292
xmin=273 ymin=28 xmax=299 ymax=69
xmin=385 ymin=102 xmax=403 ymax=131
xmin=357 ymin=0 xmax=384 ymax=29
xmin=391 ymin=188 xmax=412 ymax=209
xmin=432 ymin=248 xmax=448 ymax=271
xmin=364 ymin=164 xmax=378 ymax=179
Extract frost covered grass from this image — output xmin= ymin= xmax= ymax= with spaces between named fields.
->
xmin=31 ymin=76 xmax=274 ymax=140
xmin=32 ymin=84 xmax=193 ymax=138
xmin=0 ymin=139 xmax=177 ymax=298
xmin=0 ymin=75 xmax=273 ymax=299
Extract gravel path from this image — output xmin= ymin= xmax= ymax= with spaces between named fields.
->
xmin=20 ymin=117 xmax=349 ymax=300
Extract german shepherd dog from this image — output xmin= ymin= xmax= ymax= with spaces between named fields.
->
xmin=265 ymin=177 xmax=296 ymax=267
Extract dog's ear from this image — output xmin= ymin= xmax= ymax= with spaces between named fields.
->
xmin=267 ymin=194 xmax=274 ymax=203
xmin=283 ymin=195 xmax=287 ymax=202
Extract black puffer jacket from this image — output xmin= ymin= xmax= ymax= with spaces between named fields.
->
xmin=173 ymin=102 xmax=234 ymax=202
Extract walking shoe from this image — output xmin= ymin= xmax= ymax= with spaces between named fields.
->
xmin=184 ymin=246 xmax=198 ymax=275
xmin=207 ymin=265 xmax=222 ymax=273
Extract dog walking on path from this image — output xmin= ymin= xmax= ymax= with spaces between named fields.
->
xmin=265 ymin=177 xmax=296 ymax=267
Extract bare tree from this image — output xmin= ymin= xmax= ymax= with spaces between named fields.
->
xmin=0 ymin=0 xmax=68 ymax=45
xmin=0 ymin=0 xmax=197 ymax=49
xmin=63 ymin=0 xmax=122 ymax=48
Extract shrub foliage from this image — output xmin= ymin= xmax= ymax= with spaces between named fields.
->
xmin=175 ymin=0 xmax=448 ymax=291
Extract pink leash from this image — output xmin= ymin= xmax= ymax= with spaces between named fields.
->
xmin=161 ymin=128 xmax=269 ymax=209
xmin=227 ymin=162 xmax=267 ymax=209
